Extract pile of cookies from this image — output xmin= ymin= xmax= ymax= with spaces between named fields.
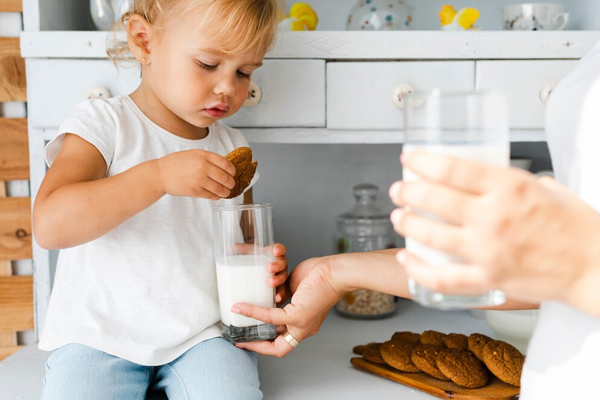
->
xmin=354 ymin=330 xmax=524 ymax=389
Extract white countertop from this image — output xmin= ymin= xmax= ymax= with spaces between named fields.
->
xmin=258 ymin=300 xmax=494 ymax=399
xmin=0 ymin=300 xmax=494 ymax=400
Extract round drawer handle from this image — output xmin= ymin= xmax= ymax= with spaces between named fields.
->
xmin=244 ymin=82 xmax=262 ymax=107
xmin=539 ymin=83 xmax=557 ymax=105
xmin=85 ymin=86 xmax=112 ymax=100
xmin=392 ymin=84 xmax=415 ymax=109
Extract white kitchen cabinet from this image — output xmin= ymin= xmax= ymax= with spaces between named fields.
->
xmin=26 ymin=59 xmax=325 ymax=130
xmin=26 ymin=59 xmax=140 ymax=129
xmin=225 ymin=60 xmax=325 ymax=128
xmin=19 ymin=0 xmax=600 ymax=339
xmin=328 ymin=61 xmax=474 ymax=130
xmin=476 ymin=60 xmax=579 ymax=129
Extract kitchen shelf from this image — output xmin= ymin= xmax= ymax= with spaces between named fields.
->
xmin=39 ymin=127 xmax=545 ymax=144
xmin=21 ymin=30 xmax=600 ymax=60
xmin=243 ymin=128 xmax=546 ymax=144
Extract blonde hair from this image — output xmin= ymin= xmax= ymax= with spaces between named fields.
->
xmin=108 ymin=0 xmax=282 ymax=65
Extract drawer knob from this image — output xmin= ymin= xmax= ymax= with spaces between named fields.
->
xmin=539 ymin=83 xmax=556 ymax=105
xmin=244 ymin=82 xmax=262 ymax=107
xmin=85 ymin=86 xmax=112 ymax=100
xmin=392 ymin=84 xmax=415 ymax=109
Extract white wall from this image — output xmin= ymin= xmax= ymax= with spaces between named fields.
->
xmin=251 ymin=142 xmax=553 ymax=268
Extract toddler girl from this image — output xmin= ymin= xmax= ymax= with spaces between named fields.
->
xmin=33 ymin=1 xmax=287 ymax=399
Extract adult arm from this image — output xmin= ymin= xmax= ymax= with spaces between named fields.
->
xmin=392 ymin=151 xmax=600 ymax=318
xmin=233 ymin=248 xmax=535 ymax=357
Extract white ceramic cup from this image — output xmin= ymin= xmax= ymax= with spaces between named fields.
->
xmin=503 ymin=3 xmax=569 ymax=31
xmin=485 ymin=310 xmax=539 ymax=354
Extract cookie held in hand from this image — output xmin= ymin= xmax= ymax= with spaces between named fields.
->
xmin=225 ymin=147 xmax=258 ymax=199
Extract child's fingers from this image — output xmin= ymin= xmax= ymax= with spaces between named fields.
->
xmin=268 ymin=259 xmax=287 ymax=274
xmin=272 ymin=243 xmax=287 ymax=257
xmin=205 ymin=152 xmax=236 ymax=176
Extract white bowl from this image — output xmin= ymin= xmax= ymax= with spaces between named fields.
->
xmin=484 ymin=309 xmax=539 ymax=354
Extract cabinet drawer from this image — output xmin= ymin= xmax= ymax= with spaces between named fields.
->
xmin=27 ymin=59 xmax=326 ymax=129
xmin=27 ymin=59 xmax=140 ymax=129
xmin=225 ymin=59 xmax=325 ymax=128
xmin=476 ymin=60 xmax=578 ymax=129
xmin=327 ymin=62 xmax=475 ymax=130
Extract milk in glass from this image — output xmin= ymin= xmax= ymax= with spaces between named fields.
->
xmin=217 ymin=254 xmax=274 ymax=328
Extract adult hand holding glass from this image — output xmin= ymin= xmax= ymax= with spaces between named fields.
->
xmin=391 ymin=151 xmax=600 ymax=318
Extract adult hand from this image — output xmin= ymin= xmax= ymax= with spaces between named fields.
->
xmin=231 ymin=256 xmax=343 ymax=357
xmin=390 ymin=151 xmax=600 ymax=314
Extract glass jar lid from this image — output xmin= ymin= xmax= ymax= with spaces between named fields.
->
xmin=337 ymin=183 xmax=392 ymax=237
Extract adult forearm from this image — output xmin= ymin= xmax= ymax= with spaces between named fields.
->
xmin=326 ymin=249 xmax=538 ymax=310
xmin=33 ymin=159 xmax=165 ymax=249
xmin=327 ymin=249 xmax=410 ymax=297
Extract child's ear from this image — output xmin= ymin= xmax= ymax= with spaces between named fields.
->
xmin=127 ymin=14 xmax=154 ymax=63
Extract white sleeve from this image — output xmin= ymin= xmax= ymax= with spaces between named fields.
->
xmin=45 ymin=99 xmax=118 ymax=172
xmin=575 ymin=79 xmax=600 ymax=213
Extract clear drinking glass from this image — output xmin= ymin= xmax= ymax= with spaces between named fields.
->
xmin=403 ymin=89 xmax=509 ymax=309
xmin=212 ymin=203 xmax=277 ymax=343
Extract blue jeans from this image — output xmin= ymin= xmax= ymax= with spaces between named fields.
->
xmin=41 ymin=338 xmax=262 ymax=400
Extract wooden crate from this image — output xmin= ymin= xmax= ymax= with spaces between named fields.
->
xmin=0 ymin=0 xmax=23 ymax=13
xmin=0 ymin=2 xmax=33 ymax=360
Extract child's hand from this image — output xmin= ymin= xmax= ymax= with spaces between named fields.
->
xmin=157 ymin=150 xmax=236 ymax=199
xmin=269 ymin=243 xmax=289 ymax=305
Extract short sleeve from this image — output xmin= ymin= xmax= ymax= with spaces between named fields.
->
xmin=575 ymin=79 xmax=600 ymax=212
xmin=45 ymin=99 xmax=118 ymax=171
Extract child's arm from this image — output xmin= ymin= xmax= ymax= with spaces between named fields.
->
xmin=33 ymin=133 xmax=235 ymax=249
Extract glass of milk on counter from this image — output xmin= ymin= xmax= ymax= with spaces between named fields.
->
xmin=403 ymin=89 xmax=509 ymax=309
xmin=212 ymin=203 xmax=277 ymax=343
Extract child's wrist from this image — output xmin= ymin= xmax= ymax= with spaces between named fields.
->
xmin=148 ymin=158 xmax=167 ymax=196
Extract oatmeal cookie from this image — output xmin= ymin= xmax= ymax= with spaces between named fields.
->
xmin=444 ymin=333 xmax=468 ymax=350
xmin=467 ymin=333 xmax=493 ymax=362
xmin=362 ymin=343 xmax=386 ymax=365
xmin=391 ymin=331 xmax=421 ymax=344
xmin=482 ymin=340 xmax=524 ymax=387
xmin=411 ymin=344 xmax=449 ymax=381
xmin=420 ymin=330 xmax=446 ymax=347
xmin=380 ymin=340 xmax=421 ymax=372
xmin=436 ymin=348 xmax=489 ymax=389
xmin=224 ymin=147 xmax=257 ymax=199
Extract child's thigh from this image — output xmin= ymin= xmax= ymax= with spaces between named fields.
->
xmin=156 ymin=337 xmax=262 ymax=400
xmin=42 ymin=343 xmax=152 ymax=400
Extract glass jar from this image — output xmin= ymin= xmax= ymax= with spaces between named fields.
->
xmin=335 ymin=183 xmax=398 ymax=319
xmin=90 ymin=0 xmax=132 ymax=30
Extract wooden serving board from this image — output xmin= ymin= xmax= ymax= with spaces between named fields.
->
xmin=351 ymin=357 xmax=520 ymax=400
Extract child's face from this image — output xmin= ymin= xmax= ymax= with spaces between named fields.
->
xmin=143 ymin=15 xmax=266 ymax=131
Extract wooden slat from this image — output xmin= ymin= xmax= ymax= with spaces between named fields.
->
xmin=0 ymin=0 xmax=22 ymax=12
xmin=0 ymin=345 xmax=22 ymax=361
xmin=0 ymin=275 xmax=33 ymax=333
xmin=0 ymin=37 xmax=27 ymax=102
xmin=0 ymin=197 xmax=32 ymax=261
xmin=0 ymin=180 xmax=17 ymax=352
xmin=0 ymin=118 xmax=29 ymax=180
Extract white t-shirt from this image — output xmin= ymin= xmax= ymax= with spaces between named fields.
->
xmin=520 ymin=40 xmax=600 ymax=398
xmin=38 ymin=96 xmax=257 ymax=366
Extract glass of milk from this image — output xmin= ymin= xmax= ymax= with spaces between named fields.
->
xmin=403 ymin=89 xmax=509 ymax=309
xmin=212 ymin=203 xmax=277 ymax=343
